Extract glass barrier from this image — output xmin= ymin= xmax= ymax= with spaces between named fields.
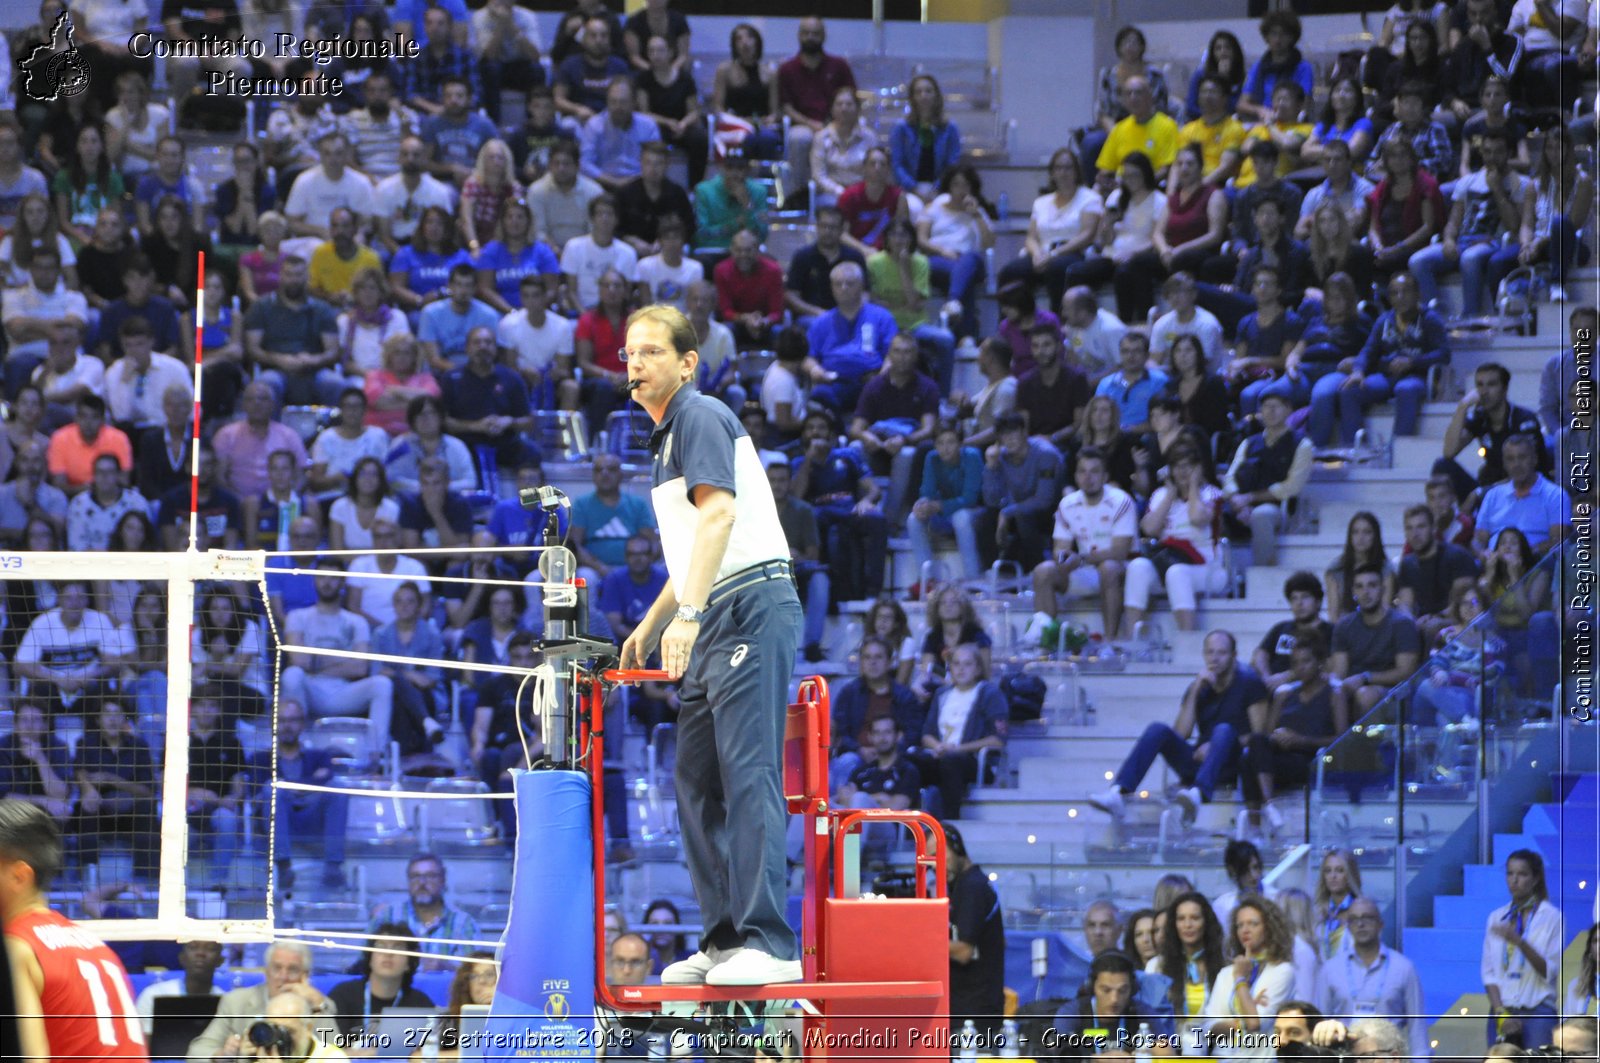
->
xmin=1308 ymin=547 xmax=1566 ymax=932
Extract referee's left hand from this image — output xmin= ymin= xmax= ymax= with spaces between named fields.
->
xmin=660 ymin=618 xmax=700 ymax=679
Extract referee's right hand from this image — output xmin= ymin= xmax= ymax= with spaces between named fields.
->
xmin=619 ymin=627 xmax=655 ymax=670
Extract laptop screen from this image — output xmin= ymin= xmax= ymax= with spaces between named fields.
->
xmin=149 ymin=994 xmax=221 ymax=1061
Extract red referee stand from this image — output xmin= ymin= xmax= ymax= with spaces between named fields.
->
xmin=582 ymin=670 xmax=954 ymax=1059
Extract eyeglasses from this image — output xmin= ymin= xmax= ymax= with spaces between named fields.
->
xmin=618 ymin=346 xmax=674 ymax=363
xmin=408 ymin=871 xmax=444 ymax=883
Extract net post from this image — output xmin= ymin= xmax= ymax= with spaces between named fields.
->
xmin=156 ymin=552 xmax=199 ymax=927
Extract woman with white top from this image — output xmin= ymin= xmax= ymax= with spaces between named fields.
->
xmin=1273 ymin=888 xmax=1324 ymax=1002
xmin=996 ymin=147 xmax=1103 ymax=309
xmin=811 ymin=86 xmax=878 ymax=203
xmin=1203 ymin=895 xmax=1298 ymax=1058
xmin=0 ymin=194 xmax=76 ymax=289
xmin=1482 ymin=849 xmax=1565 ymax=1048
xmin=1065 ymin=151 xmax=1168 ymax=323
xmin=327 ymin=456 xmax=403 ymax=553
xmin=1124 ymin=441 xmax=1226 ymax=633
xmin=1315 ymin=848 xmax=1364 ymax=959
xmin=1152 ymin=891 xmax=1227 ymax=1047
xmin=337 ymin=268 xmax=413 ymax=376
xmin=103 ymin=71 xmax=170 ymax=179
xmin=915 ymin=163 xmax=995 ymax=341
xmin=1563 ymin=923 xmax=1598 ymax=1017
xmin=910 ymin=642 xmax=1007 ymax=820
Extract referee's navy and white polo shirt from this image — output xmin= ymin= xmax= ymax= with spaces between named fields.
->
xmin=648 ymin=384 xmax=790 ymax=598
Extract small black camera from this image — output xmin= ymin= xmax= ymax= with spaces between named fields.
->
xmin=247 ymin=1021 xmax=296 ymax=1055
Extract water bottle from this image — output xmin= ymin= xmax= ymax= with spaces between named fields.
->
xmin=997 ymin=191 xmax=1010 ymax=222
xmin=999 ymin=1018 xmax=1020 ymax=1058
xmin=958 ymin=1019 xmax=979 ymax=1060
xmin=861 ymin=321 xmax=876 ymax=354
xmin=1134 ymin=1022 xmax=1153 ymax=1063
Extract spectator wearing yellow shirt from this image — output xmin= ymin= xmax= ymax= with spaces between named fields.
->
xmin=309 ymin=207 xmax=384 ymax=308
xmin=1235 ymin=82 xmax=1313 ymax=188
xmin=1095 ymin=76 xmax=1179 ymax=189
xmin=1179 ymin=75 xmax=1247 ymax=188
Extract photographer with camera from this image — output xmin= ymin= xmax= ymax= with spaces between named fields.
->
xmin=1307 ymin=1017 xmax=1408 ymax=1060
xmin=240 ymin=993 xmax=351 ymax=1062
xmin=188 ymin=941 xmax=337 ymax=1063
xmin=1310 ymin=899 xmax=1428 ymax=1059
xmin=1273 ymin=1002 xmax=1322 ymax=1046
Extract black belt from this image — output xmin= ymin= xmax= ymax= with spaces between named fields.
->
xmin=707 ymin=560 xmax=792 ymax=608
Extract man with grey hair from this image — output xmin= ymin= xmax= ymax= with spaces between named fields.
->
xmin=1311 ymin=1016 xmax=1409 ymax=1058
xmin=1082 ymin=900 xmax=1122 ymax=958
xmin=1312 ymin=897 xmax=1428 ymax=1058
xmin=804 ymin=260 xmax=898 ymax=415
xmin=186 ymin=942 xmax=337 ymax=1062
xmin=256 ymin=992 xmax=351 ymax=1061
xmin=1553 ymin=1017 xmax=1598 ymax=1059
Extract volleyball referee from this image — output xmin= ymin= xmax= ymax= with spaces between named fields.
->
xmin=618 ymin=304 xmax=805 ymax=987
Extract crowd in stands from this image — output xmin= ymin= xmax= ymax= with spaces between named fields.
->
xmin=0 ymin=0 xmax=1592 ymax=1052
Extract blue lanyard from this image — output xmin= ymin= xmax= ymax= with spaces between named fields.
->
xmin=1503 ymin=901 xmax=1537 ymax=971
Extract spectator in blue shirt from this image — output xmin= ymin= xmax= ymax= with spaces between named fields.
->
xmin=555 ymin=16 xmax=632 ymax=123
xmin=1337 ymin=271 xmax=1449 ymax=441
xmin=1474 ymin=435 xmax=1571 ymax=557
xmin=371 ymin=579 xmax=447 ymax=751
xmin=406 ymin=8 xmax=481 ymax=118
xmin=1227 ymin=263 xmax=1309 ymax=416
xmin=474 ymin=201 xmax=561 ymax=313
xmin=1197 ymin=198 xmax=1312 ymax=336
xmin=419 ymin=263 xmax=501 ymax=372
xmin=1312 ymin=898 xmax=1430 ymax=1060
xmin=579 ymin=78 xmax=663 ymax=191
xmin=390 ymin=206 xmax=475 ymax=314
xmin=441 ymin=326 xmax=537 ymax=471
xmin=1240 ymin=11 xmax=1316 ymax=124
xmin=391 ymin=0 xmax=469 ymax=51
xmin=888 ymin=74 xmax=963 ymax=199
xmin=791 ymin=408 xmax=887 ymax=602
xmin=95 ymin=255 xmax=183 ymax=363
xmin=422 ymin=79 xmax=500 ymax=186
xmin=1091 ymin=630 xmax=1268 ymax=822
xmin=805 ymin=260 xmax=898 ymax=415
xmin=597 ymin=533 xmax=669 ymax=643
xmin=486 ymin=463 xmax=548 ymax=547
xmin=133 ymin=136 xmax=205 ymax=234
xmin=1094 ymin=332 xmax=1169 ymax=433
xmin=908 ymin=421 xmax=986 ymax=580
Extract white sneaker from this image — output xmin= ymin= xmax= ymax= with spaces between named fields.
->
xmin=1087 ymin=787 xmax=1125 ymax=818
xmin=1173 ymin=786 xmax=1202 ymax=823
xmin=1261 ymin=803 xmax=1285 ymax=836
xmin=705 ymin=948 xmax=803 ymax=986
xmin=662 ymin=946 xmax=738 ymax=985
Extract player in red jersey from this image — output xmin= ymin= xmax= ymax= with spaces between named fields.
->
xmin=1 ymin=798 xmax=149 ymax=1062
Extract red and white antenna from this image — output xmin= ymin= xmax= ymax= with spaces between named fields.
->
xmin=188 ymin=251 xmax=206 ymax=553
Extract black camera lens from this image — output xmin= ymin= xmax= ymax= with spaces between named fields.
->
xmin=247 ymin=1021 xmax=295 ymax=1053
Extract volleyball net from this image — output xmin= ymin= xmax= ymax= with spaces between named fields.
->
xmin=9 ymin=541 xmax=616 ymax=971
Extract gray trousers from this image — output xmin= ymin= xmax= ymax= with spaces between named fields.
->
xmin=675 ymin=571 xmax=803 ymax=960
